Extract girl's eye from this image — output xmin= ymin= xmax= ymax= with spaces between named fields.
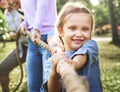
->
xmin=82 ymin=27 xmax=89 ymax=32
xmin=69 ymin=26 xmax=76 ymax=31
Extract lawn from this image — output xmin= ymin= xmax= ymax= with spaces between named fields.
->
xmin=0 ymin=42 xmax=28 ymax=92
xmin=97 ymin=41 xmax=120 ymax=92
xmin=0 ymin=41 xmax=120 ymax=92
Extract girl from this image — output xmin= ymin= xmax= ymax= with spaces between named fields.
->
xmin=41 ymin=2 xmax=102 ymax=92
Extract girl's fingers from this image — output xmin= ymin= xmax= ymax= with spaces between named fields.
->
xmin=57 ymin=59 xmax=73 ymax=74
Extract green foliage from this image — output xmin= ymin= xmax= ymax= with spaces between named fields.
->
xmin=98 ymin=41 xmax=120 ymax=92
xmin=113 ymin=0 xmax=120 ymax=24
xmin=57 ymin=0 xmax=91 ymax=13
xmin=0 ymin=10 xmax=6 ymax=28
xmin=93 ymin=6 xmax=110 ymax=27
xmin=0 ymin=10 xmax=8 ymax=36
xmin=57 ymin=0 xmax=69 ymax=13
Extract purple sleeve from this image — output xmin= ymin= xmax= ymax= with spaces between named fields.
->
xmin=33 ymin=0 xmax=49 ymax=31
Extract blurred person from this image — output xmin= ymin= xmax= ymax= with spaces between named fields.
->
xmin=19 ymin=0 xmax=57 ymax=92
xmin=0 ymin=0 xmax=27 ymax=92
xmin=0 ymin=0 xmax=8 ymax=8
xmin=4 ymin=5 xmax=21 ymax=32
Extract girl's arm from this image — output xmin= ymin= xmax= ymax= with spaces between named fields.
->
xmin=48 ymin=68 xmax=61 ymax=92
xmin=47 ymin=52 xmax=68 ymax=92
xmin=72 ymin=54 xmax=87 ymax=70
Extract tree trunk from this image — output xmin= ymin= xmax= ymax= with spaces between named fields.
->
xmin=108 ymin=0 xmax=120 ymax=44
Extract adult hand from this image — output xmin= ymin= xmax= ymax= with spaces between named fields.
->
xmin=19 ymin=25 xmax=28 ymax=36
xmin=31 ymin=29 xmax=41 ymax=44
xmin=9 ymin=32 xmax=17 ymax=40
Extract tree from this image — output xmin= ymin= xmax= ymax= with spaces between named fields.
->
xmin=108 ymin=0 xmax=120 ymax=44
xmin=57 ymin=0 xmax=69 ymax=13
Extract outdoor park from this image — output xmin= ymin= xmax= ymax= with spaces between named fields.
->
xmin=0 ymin=0 xmax=120 ymax=92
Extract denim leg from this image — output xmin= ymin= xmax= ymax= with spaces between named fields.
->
xmin=26 ymin=38 xmax=42 ymax=92
xmin=40 ymin=48 xmax=50 ymax=82
xmin=37 ymin=35 xmax=51 ymax=83
xmin=43 ymin=58 xmax=51 ymax=82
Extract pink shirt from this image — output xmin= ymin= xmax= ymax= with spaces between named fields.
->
xmin=20 ymin=0 xmax=57 ymax=34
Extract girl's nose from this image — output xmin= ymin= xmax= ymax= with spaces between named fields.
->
xmin=75 ymin=30 xmax=83 ymax=37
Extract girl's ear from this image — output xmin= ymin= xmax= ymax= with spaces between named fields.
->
xmin=58 ymin=28 xmax=64 ymax=37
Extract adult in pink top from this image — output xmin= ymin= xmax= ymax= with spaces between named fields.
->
xmin=20 ymin=0 xmax=57 ymax=92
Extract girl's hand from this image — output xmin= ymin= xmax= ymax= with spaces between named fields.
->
xmin=48 ymin=36 xmax=63 ymax=54
xmin=51 ymin=52 xmax=68 ymax=73
xmin=56 ymin=58 xmax=74 ymax=74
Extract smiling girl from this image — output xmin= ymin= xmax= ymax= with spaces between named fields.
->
xmin=41 ymin=2 xmax=102 ymax=92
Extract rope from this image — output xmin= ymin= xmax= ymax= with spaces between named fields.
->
xmin=26 ymin=31 xmax=51 ymax=52
xmin=12 ymin=32 xmax=24 ymax=92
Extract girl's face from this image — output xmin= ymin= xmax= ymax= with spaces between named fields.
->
xmin=60 ymin=13 xmax=92 ymax=52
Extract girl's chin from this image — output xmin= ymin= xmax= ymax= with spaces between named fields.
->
xmin=74 ymin=43 xmax=83 ymax=47
xmin=72 ymin=46 xmax=82 ymax=50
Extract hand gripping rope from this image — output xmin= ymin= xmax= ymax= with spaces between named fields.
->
xmin=26 ymin=31 xmax=51 ymax=52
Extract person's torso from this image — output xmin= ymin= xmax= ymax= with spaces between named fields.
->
xmin=20 ymin=0 xmax=57 ymax=30
xmin=4 ymin=9 xmax=21 ymax=31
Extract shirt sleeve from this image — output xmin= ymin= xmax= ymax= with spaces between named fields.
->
xmin=71 ymin=40 xmax=98 ymax=56
xmin=71 ymin=40 xmax=99 ymax=65
xmin=33 ymin=0 xmax=50 ymax=31
xmin=71 ymin=40 xmax=102 ymax=92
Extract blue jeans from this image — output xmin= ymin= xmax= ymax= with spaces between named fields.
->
xmin=26 ymin=35 xmax=50 ymax=92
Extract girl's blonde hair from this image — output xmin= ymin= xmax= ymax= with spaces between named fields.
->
xmin=56 ymin=2 xmax=94 ymax=33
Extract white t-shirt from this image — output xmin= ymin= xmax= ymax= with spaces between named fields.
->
xmin=4 ymin=9 xmax=21 ymax=32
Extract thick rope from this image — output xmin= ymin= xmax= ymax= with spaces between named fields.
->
xmin=26 ymin=31 xmax=51 ymax=52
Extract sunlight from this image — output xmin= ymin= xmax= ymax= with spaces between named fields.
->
xmin=90 ymin=0 xmax=100 ymax=6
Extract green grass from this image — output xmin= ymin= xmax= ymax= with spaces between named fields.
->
xmin=0 ymin=42 xmax=16 ymax=60
xmin=97 ymin=41 xmax=120 ymax=92
xmin=0 ymin=41 xmax=120 ymax=92
xmin=0 ymin=42 xmax=28 ymax=92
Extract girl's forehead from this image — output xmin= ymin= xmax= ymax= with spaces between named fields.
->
xmin=63 ymin=13 xmax=92 ymax=28
xmin=64 ymin=13 xmax=92 ymax=21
